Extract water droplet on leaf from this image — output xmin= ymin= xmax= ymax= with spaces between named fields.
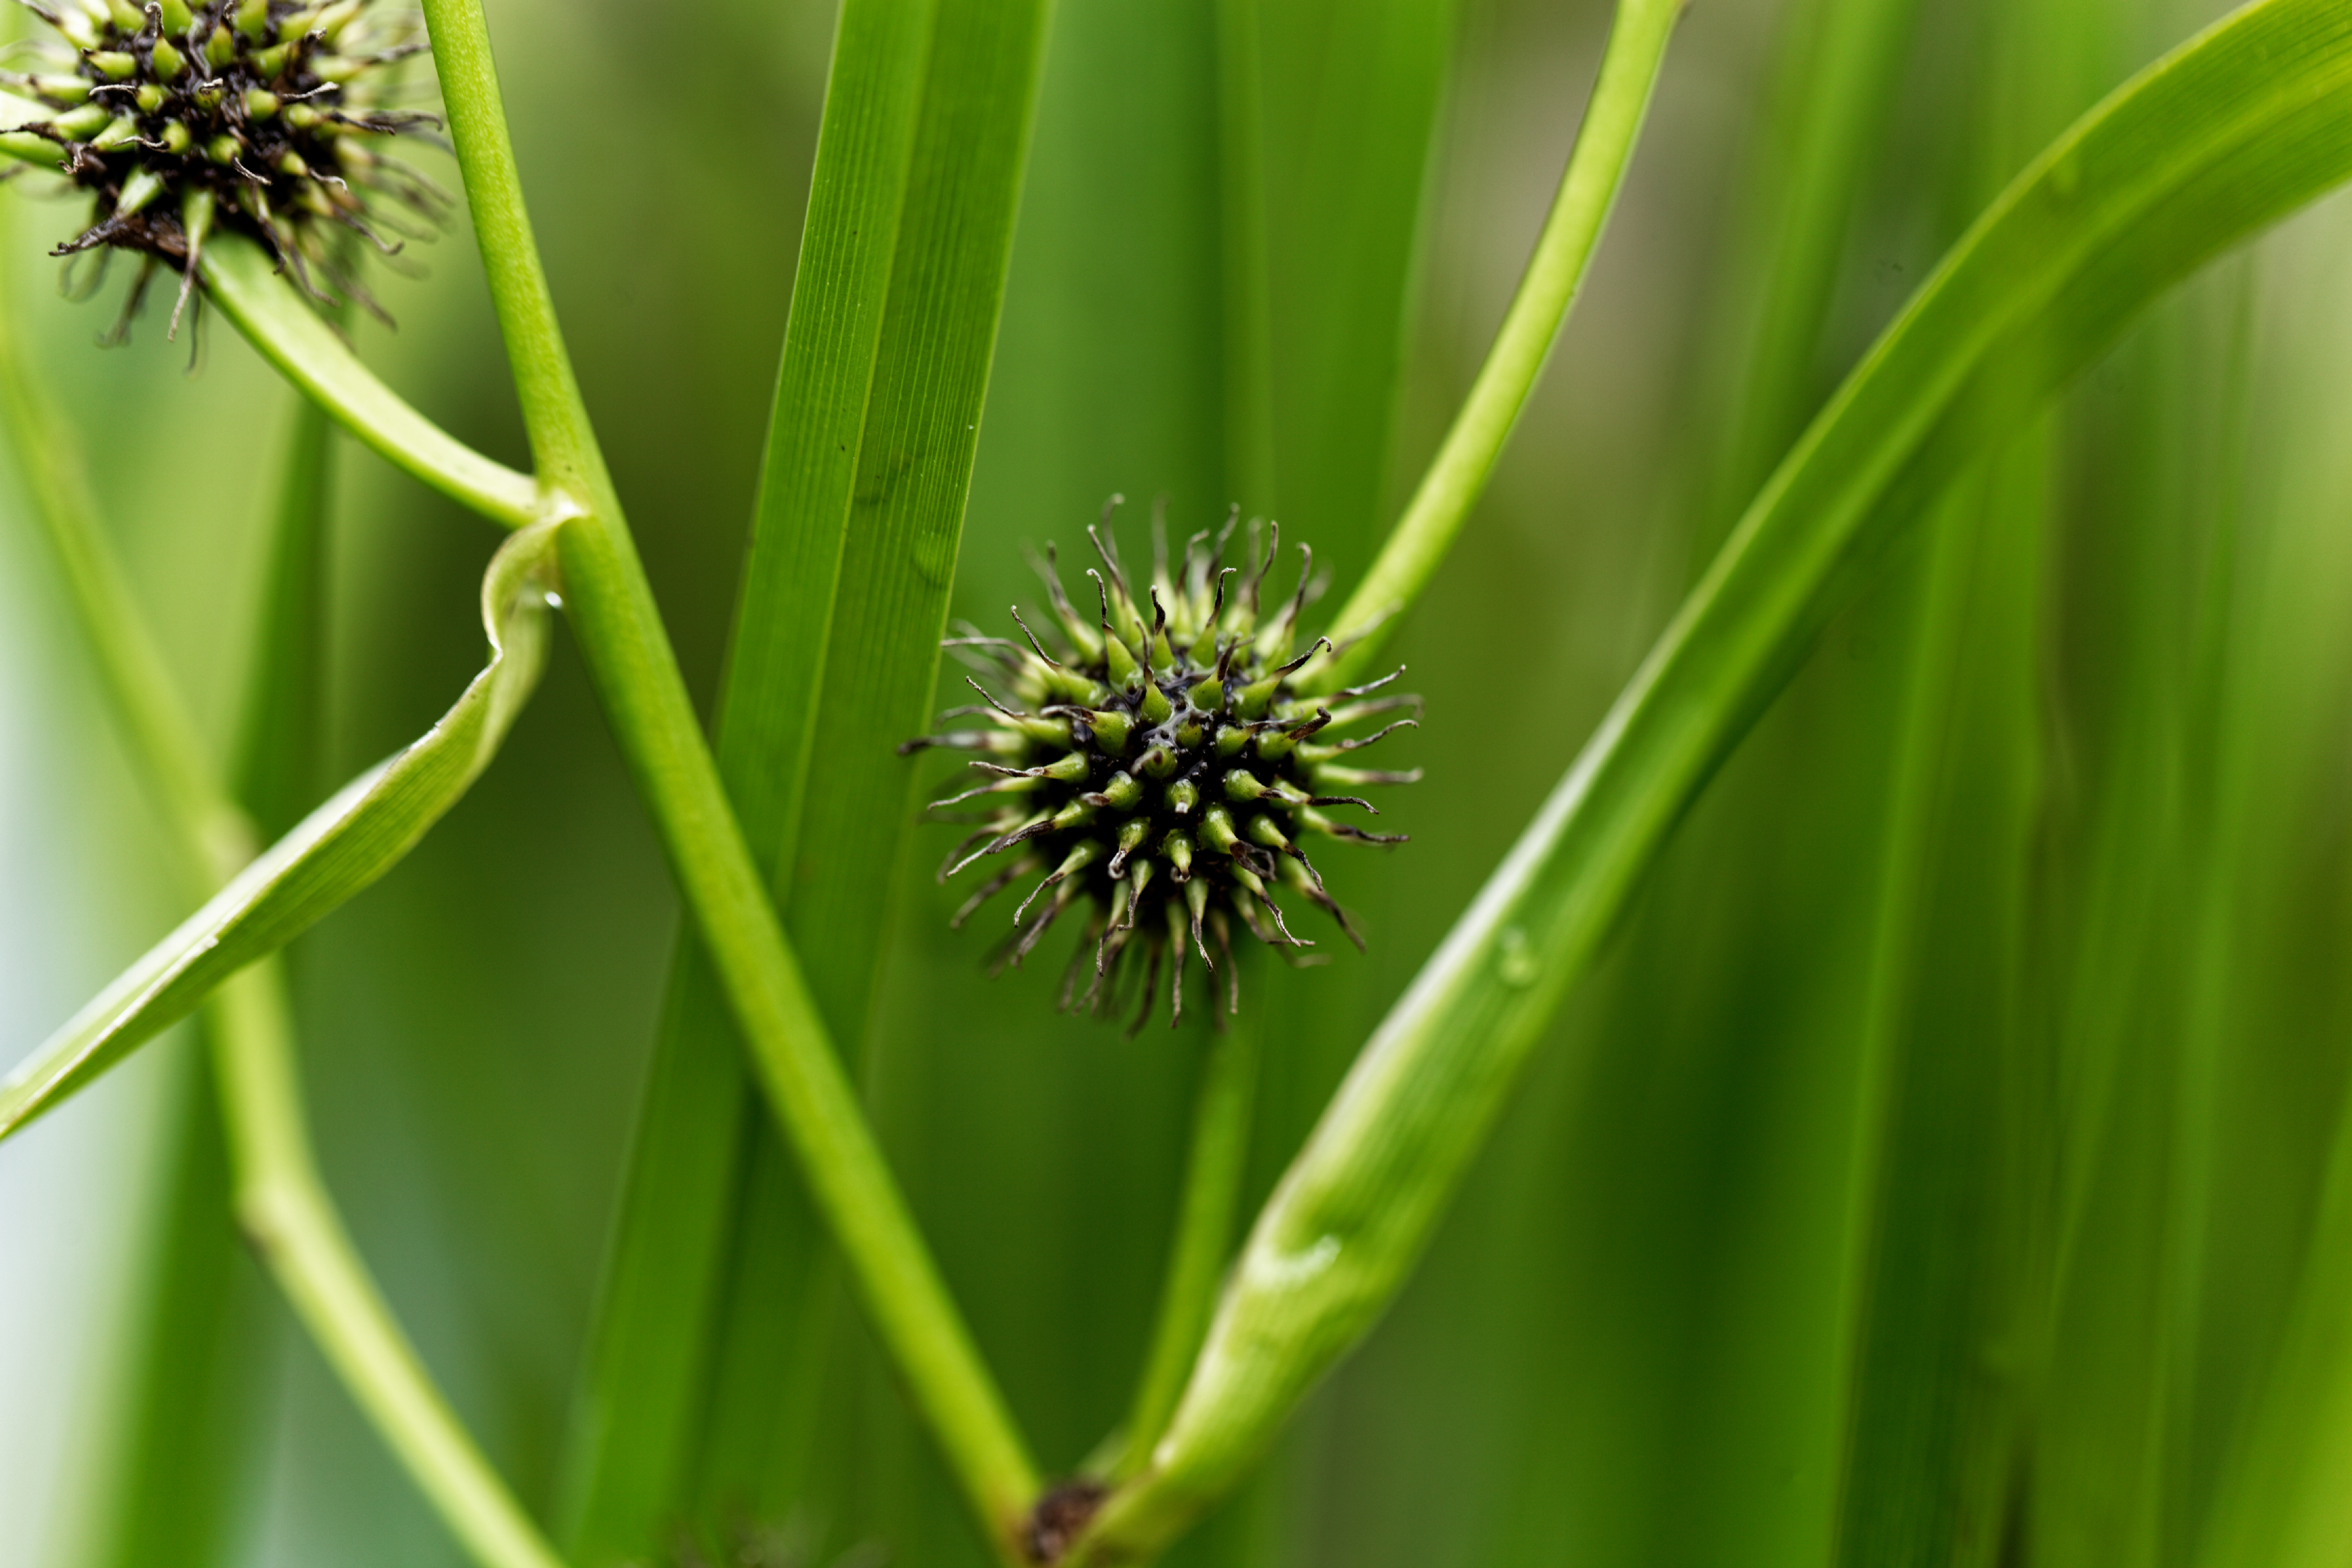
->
xmin=1497 ymin=925 xmax=1538 ymax=987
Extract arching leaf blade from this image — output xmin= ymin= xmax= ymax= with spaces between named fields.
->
xmin=0 ymin=521 xmax=558 ymax=1138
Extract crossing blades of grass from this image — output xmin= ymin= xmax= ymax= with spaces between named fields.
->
xmin=559 ymin=0 xmax=1054 ymax=1558
xmin=1070 ymin=1 xmax=2352 ymax=1556
xmin=555 ymin=1 xmax=940 ymax=1555
xmin=0 ymin=244 xmax=566 ymax=1568
xmin=1 ymin=220 xmax=289 ymax=1568
xmin=690 ymin=0 xmax=1054 ymax=1540
xmin=0 ymin=520 xmax=559 ymax=1139
xmin=416 ymin=0 xmax=1052 ymax=1553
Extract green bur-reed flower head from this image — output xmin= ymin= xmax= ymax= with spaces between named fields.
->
xmin=1 ymin=0 xmax=442 ymax=337
xmin=907 ymin=501 xmax=1420 ymax=1033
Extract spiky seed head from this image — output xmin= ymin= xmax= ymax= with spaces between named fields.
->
xmin=1 ymin=0 xmax=444 ymax=338
xmin=907 ymin=499 xmax=1421 ymax=1033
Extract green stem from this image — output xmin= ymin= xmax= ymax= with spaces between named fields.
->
xmin=0 ymin=257 xmax=564 ymax=1568
xmin=409 ymin=9 xmax=595 ymax=494
xmin=417 ymin=0 xmax=1039 ymax=1546
xmin=202 ymin=237 xmax=539 ymax=530
xmin=209 ymin=961 xmax=566 ymax=1568
xmin=1314 ymin=0 xmax=1684 ymax=689
xmin=0 ymin=312 xmax=249 ymax=889
xmin=1109 ymin=1012 xmax=1263 ymax=1484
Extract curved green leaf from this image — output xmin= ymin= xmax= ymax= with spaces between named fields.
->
xmin=0 ymin=520 xmax=559 ymax=1139
xmin=1075 ymin=0 xmax=2352 ymax=1556
xmin=203 ymin=236 xmax=541 ymax=531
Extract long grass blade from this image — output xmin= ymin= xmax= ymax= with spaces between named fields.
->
xmin=706 ymin=2 xmax=1062 ymax=1541
xmin=558 ymin=0 xmax=1058 ymax=1552
xmin=1696 ymin=0 xmax=1921 ymax=541
xmin=1 ymin=232 xmax=279 ymax=1568
xmin=1071 ymin=2 xmax=2352 ymax=1555
xmin=1254 ymin=0 xmax=1466 ymax=559
xmin=1829 ymin=451 xmax=2049 ymax=1568
xmin=783 ymin=0 xmax=1054 ymax=1063
xmin=556 ymin=2 xmax=941 ymax=1553
xmin=419 ymin=0 xmax=1052 ymax=1551
xmin=210 ymin=955 xmax=569 ymax=1568
xmin=0 ymin=262 xmax=247 ymax=890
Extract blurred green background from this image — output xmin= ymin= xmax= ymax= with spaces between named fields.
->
xmin=9 ymin=0 xmax=2352 ymax=1564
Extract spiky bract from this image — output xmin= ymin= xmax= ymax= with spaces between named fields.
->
xmin=1 ymin=0 xmax=441 ymax=335
xmin=909 ymin=503 xmax=1420 ymax=1032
